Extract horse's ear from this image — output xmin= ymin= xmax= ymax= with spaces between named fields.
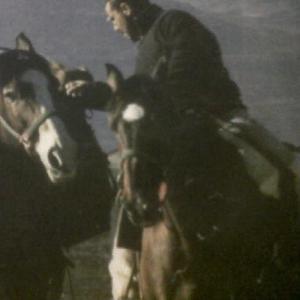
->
xmin=105 ymin=64 xmax=124 ymax=93
xmin=48 ymin=60 xmax=67 ymax=87
xmin=16 ymin=33 xmax=35 ymax=52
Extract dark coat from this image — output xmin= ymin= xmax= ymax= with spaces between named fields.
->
xmin=135 ymin=5 xmax=245 ymax=118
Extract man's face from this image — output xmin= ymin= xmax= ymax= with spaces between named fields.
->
xmin=105 ymin=1 xmax=139 ymax=41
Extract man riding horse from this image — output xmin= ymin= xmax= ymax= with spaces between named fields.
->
xmin=65 ymin=1 xmax=296 ymax=299
xmin=67 ymin=0 xmax=290 ymax=163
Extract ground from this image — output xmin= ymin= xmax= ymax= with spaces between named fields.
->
xmin=61 ymin=233 xmax=111 ymax=300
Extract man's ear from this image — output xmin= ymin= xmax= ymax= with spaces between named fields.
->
xmin=106 ymin=63 xmax=124 ymax=93
xmin=119 ymin=2 xmax=133 ymax=16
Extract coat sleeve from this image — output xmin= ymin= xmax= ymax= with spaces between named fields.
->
xmin=155 ymin=10 xmax=225 ymax=113
xmin=82 ymin=81 xmax=113 ymax=110
xmin=67 ymin=81 xmax=112 ymax=111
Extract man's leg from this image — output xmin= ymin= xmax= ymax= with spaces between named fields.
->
xmin=109 ymin=246 xmax=138 ymax=300
xmin=109 ymin=205 xmax=139 ymax=300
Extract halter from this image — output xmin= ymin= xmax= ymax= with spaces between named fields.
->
xmin=0 ymin=110 xmax=57 ymax=145
xmin=117 ymin=145 xmax=166 ymax=228
xmin=121 ymin=149 xmax=166 ymax=198
xmin=118 ymin=146 xmax=163 ymax=196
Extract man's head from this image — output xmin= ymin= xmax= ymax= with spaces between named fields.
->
xmin=105 ymin=0 xmax=150 ymax=41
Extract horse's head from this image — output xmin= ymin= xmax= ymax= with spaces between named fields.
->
xmin=0 ymin=34 xmax=78 ymax=183
xmin=105 ymin=64 xmax=173 ymax=224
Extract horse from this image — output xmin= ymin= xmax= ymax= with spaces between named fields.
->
xmin=104 ymin=64 xmax=300 ymax=300
xmin=0 ymin=34 xmax=114 ymax=300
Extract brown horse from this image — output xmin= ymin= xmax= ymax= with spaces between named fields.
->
xmin=105 ymin=64 xmax=300 ymax=300
xmin=0 ymin=35 xmax=114 ymax=299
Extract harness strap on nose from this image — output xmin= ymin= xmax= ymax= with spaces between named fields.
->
xmin=0 ymin=110 xmax=57 ymax=146
xmin=0 ymin=115 xmax=21 ymax=140
xmin=20 ymin=110 xmax=57 ymax=143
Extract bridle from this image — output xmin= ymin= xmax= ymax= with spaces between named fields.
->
xmin=117 ymin=144 xmax=167 ymax=226
xmin=0 ymin=47 xmax=60 ymax=148
xmin=120 ymin=145 xmax=193 ymax=290
xmin=0 ymin=110 xmax=57 ymax=146
xmin=119 ymin=146 xmax=163 ymax=191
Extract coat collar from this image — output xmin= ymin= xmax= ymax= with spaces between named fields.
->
xmin=136 ymin=4 xmax=163 ymax=40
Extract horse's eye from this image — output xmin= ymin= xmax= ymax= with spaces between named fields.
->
xmin=3 ymin=89 xmax=17 ymax=101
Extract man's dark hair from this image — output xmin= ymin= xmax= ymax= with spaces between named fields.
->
xmin=106 ymin=0 xmax=150 ymax=11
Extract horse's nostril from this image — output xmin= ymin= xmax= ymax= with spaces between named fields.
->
xmin=48 ymin=147 xmax=63 ymax=170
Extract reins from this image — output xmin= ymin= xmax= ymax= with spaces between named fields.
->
xmin=121 ymin=147 xmax=161 ymax=167
xmin=162 ymin=199 xmax=192 ymax=270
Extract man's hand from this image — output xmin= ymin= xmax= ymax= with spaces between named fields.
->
xmin=65 ymin=80 xmax=91 ymax=98
xmin=63 ymin=79 xmax=112 ymax=110
xmin=61 ymin=68 xmax=112 ymax=110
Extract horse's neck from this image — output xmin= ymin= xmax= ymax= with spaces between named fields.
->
xmin=0 ymin=129 xmax=20 ymax=150
xmin=0 ymin=141 xmax=23 ymax=160
xmin=0 ymin=141 xmax=46 ymax=186
xmin=73 ymin=115 xmax=105 ymax=157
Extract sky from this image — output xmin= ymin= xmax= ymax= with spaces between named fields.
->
xmin=0 ymin=0 xmax=299 ymax=150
